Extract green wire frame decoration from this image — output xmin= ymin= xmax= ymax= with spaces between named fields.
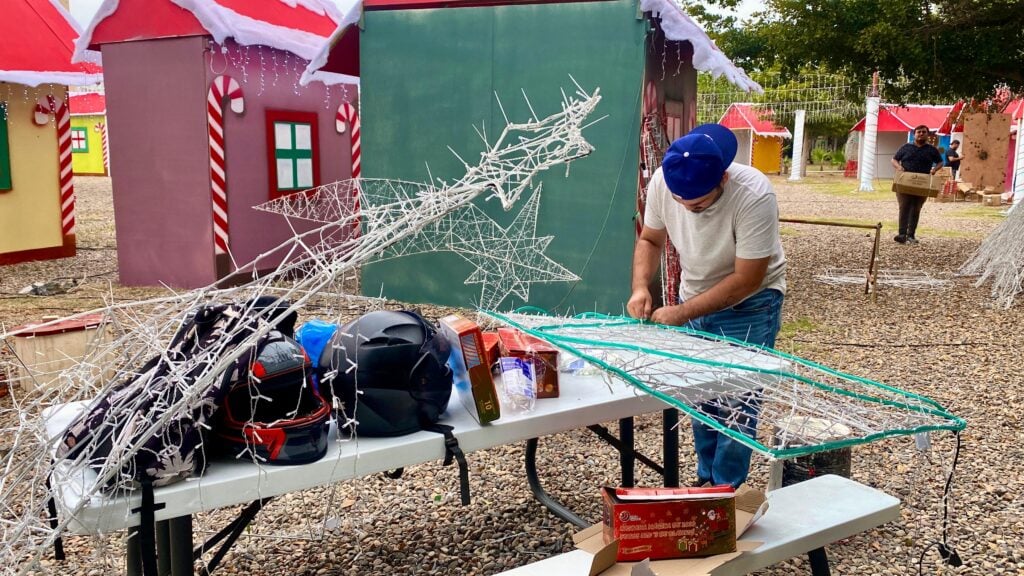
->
xmin=483 ymin=309 xmax=966 ymax=459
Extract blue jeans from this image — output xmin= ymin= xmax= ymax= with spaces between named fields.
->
xmin=684 ymin=288 xmax=784 ymax=487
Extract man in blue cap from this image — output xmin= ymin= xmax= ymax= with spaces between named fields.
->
xmin=627 ymin=123 xmax=786 ymax=488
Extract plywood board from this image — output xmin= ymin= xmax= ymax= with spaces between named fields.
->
xmin=960 ymin=112 xmax=1010 ymax=190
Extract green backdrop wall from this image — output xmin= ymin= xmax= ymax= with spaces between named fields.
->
xmin=360 ymin=0 xmax=646 ymax=314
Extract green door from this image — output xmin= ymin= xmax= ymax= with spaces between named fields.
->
xmin=360 ymin=0 xmax=646 ymax=314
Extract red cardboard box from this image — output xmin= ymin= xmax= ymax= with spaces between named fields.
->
xmin=481 ymin=331 xmax=501 ymax=369
xmin=440 ymin=315 xmax=500 ymax=424
xmin=496 ymin=328 xmax=559 ymax=398
xmin=601 ymin=486 xmax=737 ymax=561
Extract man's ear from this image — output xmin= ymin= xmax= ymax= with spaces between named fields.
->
xmin=719 ymin=172 xmax=730 ymax=187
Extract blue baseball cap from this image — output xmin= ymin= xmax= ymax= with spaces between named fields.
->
xmin=661 ymin=124 xmax=738 ymax=200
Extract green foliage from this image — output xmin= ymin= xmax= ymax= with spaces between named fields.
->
xmin=690 ymin=0 xmax=1024 ymax=103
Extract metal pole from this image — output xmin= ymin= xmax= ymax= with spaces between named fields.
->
xmin=866 ymin=223 xmax=881 ymax=298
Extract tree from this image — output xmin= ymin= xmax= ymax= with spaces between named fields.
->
xmin=691 ymin=0 xmax=1024 ymax=104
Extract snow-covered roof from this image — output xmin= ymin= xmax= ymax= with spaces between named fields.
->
xmin=639 ymin=0 xmax=761 ymax=93
xmin=75 ymin=0 xmax=343 ymax=64
xmin=719 ymin=103 xmax=791 ymax=138
xmin=303 ymin=0 xmax=760 ymax=91
xmin=0 ymin=0 xmax=103 ymax=87
xmin=69 ymin=92 xmax=106 ymax=116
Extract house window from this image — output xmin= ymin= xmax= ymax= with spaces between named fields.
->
xmin=265 ymin=110 xmax=319 ymax=199
xmin=70 ymin=127 xmax=88 ymax=152
xmin=0 ymin=104 xmax=11 ymax=191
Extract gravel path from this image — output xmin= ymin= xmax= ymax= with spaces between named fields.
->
xmin=6 ymin=175 xmax=1022 ymax=575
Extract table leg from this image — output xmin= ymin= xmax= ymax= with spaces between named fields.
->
xmin=156 ymin=521 xmax=171 ymax=576
xmin=808 ymin=547 xmax=831 ymax=575
xmin=169 ymin=516 xmax=194 ymax=576
xmin=126 ymin=527 xmax=143 ymax=576
xmin=662 ymin=408 xmax=679 ymax=487
xmin=524 ymin=438 xmax=588 ymax=528
xmin=618 ymin=417 xmax=634 ymax=487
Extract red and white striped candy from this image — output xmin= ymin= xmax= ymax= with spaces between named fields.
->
xmin=34 ymin=96 xmax=75 ymax=236
xmin=207 ymin=75 xmax=244 ymax=255
xmin=336 ymin=102 xmax=360 ymax=178
xmin=94 ymin=122 xmax=110 ymax=172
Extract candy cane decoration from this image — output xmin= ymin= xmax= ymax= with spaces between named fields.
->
xmin=207 ymin=75 xmax=244 ymax=258
xmin=337 ymin=102 xmax=362 ymax=238
xmin=336 ymin=102 xmax=361 ymax=178
xmin=34 ymin=96 xmax=75 ymax=236
xmin=94 ymin=122 xmax=110 ymax=172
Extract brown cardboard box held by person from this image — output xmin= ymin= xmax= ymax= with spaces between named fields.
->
xmin=892 ymin=172 xmax=943 ymax=198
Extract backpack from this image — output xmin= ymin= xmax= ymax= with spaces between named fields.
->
xmin=317 ymin=310 xmax=470 ymax=504
xmin=57 ymin=298 xmax=297 ymax=489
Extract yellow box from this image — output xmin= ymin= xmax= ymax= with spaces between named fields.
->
xmin=892 ymin=172 xmax=943 ymax=198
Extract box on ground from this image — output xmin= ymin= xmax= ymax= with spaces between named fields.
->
xmin=497 ymin=327 xmax=559 ymax=398
xmin=892 ymin=171 xmax=943 ymax=198
xmin=982 ymin=193 xmax=1002 ymax=207
xmin=574 ymin=485 xmax=767 ymax=576
xmin=439 ymin=315 xmax=501 ymax=424
xmin=7 ymin=314 xmax=114 ymax=394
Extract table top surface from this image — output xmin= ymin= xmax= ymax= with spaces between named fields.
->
xmin=46 ymin=371 xmax=665 ymax=533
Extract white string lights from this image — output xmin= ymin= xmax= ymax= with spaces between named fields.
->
xmin=0 ymin=85 xmax=601 ymax=574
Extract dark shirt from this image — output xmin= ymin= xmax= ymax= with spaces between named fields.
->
xmin=894 ymin=143 xmax=943 ymax=174
xmin=945 ymin=148 xmax=961 ymax=169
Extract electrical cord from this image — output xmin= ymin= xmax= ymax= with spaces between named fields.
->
xmin=917 ymin=430 xmax=964 ymax=574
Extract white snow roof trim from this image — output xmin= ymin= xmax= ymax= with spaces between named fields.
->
xmin=170 ymin=0 xmax=339 ymax=61
xmin=0 ymin=70 xmax=103 ymax=88
xmin=300 ymin=0 xmax=361 ymax=86
xmin=74 ymin=0 xmax=341 ymax=64
xmin=639 ymin=0 xmax=761 ymax=93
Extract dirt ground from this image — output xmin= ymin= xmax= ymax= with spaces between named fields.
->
xmin=4 ymin=174 xmax=1022 ymax=575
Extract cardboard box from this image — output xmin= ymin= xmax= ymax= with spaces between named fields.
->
xmin=497 ymin=327 xmax=559 ymax=398
xmin=574 ymin=486 xmax=767 ymax=575
xmin=601 ymin=487 xmax=737 ymax=562
xmin=892 ymin=171 xmax=943 ymax=198
xmin=982 ymin=193 xmax=1002 ymax=207
xmin=439 ymin=315 xmax=500 ymax=424
xmin=8 ymin=314 xmax=114 ymax=393
xmin=481 ymin=331 xmax=501 ymax=369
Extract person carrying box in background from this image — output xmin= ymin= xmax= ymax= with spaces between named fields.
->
xmin=945 ymin=139 xmax=962 ymax=180
xmin=627 ymin=124 xmax=786 ymax=488
xmin=890 ymin=125 xmax=943 ymax=245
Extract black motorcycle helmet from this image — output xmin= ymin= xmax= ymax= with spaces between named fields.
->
xmin=215 ymin=333 xmax=331 ymax=464
xmin=319 ymin=310 xmax=452 ymax=437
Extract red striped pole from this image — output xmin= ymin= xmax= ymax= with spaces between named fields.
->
xmin=337 ymin=102 xmax=361 ymax=238
xmin=336 ymin=102 xmax=361 ymax=178
xmin=34 ymin=96 xmax=75 ymax=238
xmin=94 ymin=122 xmax=110 ymax=174
xmin=207 ymin=75 xmax=244 ymax=278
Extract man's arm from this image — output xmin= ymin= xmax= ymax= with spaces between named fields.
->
xmin=890 ymin=157 xmax=903 ymax=171
xmin=650 ymin=256 xmax=769 ymax=326
xmin=626 ymin=225 xmax=667 ymax=319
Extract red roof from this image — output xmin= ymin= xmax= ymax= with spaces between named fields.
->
xmin=78 ymin=0 xmax=341 ymax=62
xmin=850 ymin=104 xmax=953 ymax=133
xmin=718 ymin=104 xmax=791 ymax=138
xmin=69 ymin=92 xmax=106 ymax=115
xmin=0 ymin=0 xmax=103 ymax=87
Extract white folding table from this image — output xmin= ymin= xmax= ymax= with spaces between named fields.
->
xmin=46 ymin=372 xmax=669 ymax=575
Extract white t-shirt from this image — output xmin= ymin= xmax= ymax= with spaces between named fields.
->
xmin=643 ymin=163 xmax=787 ymax=301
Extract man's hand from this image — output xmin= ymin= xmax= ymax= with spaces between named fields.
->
xmin=651 ymin=304 xmax=690 ymax=326
xmin=626 ymin=288 xmax=653 ymax=320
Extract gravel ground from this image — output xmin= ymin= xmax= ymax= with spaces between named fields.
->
xmin=5 ymin=175 xmax=1023 ymax=575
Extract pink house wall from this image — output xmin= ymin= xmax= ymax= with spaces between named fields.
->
xmin=104 ymin=37 xmax=355 ymax=288
xmin=211 ymin=41 xmax=355 ymax=272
